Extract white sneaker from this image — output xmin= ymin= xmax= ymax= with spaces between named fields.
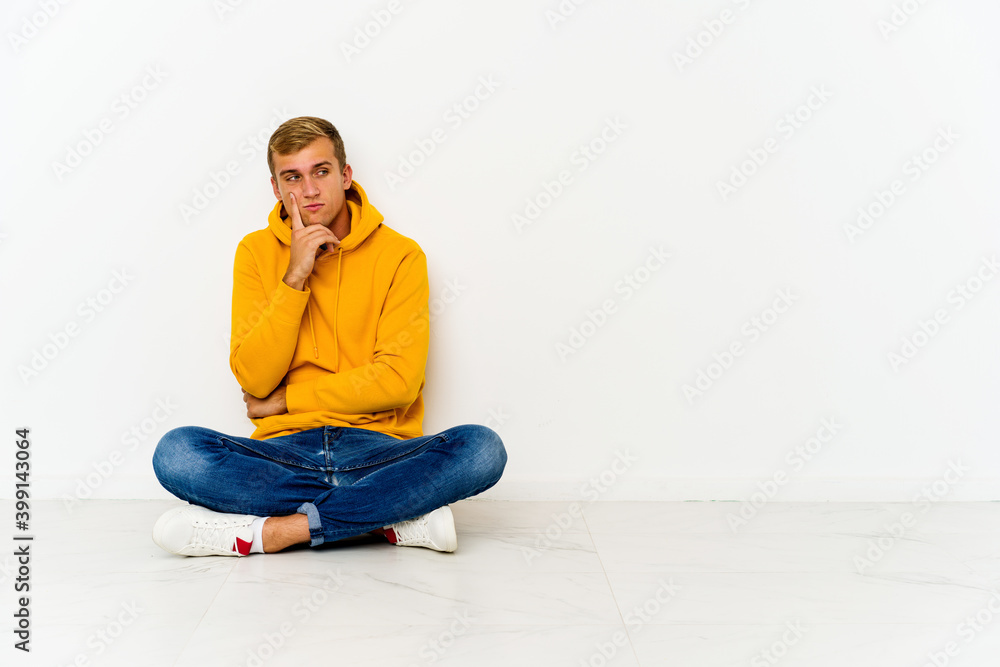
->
xmin=385 ymin=506 xmax=457 ymax=552
xmin=153 ymin=504 xmax=259 ymax=557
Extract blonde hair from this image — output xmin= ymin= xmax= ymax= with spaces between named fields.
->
xmin=267 ymin=116 xmax=347 ymax=180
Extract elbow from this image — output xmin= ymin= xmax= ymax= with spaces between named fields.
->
xmin=397 ymin=382 xmax=420 ymax=408
xmin=230 ymin=355 xmax=276 ymax=398
xmin=373 ymin=362 xmax=421 ymax=409
xmin=390 ymin=368 xmax=422 ymax=407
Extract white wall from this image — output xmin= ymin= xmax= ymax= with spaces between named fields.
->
xmin=2 ymin=0 xmax=998 ymax=503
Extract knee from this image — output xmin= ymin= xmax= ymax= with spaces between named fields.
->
xmin=152 ymin=426 xmax=208 ymax=488
xmin=451 ymin=424 xmax=507 ymax=484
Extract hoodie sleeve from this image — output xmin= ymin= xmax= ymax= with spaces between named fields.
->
xmin=229 ymin=241 xmax=311 ymax=398
xmin=284 ymin=249 xmax=430 ymax=415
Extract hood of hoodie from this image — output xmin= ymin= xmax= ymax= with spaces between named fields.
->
xmin=265 ymin=180 xmax=384 ymax=364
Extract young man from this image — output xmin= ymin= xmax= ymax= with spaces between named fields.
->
xmin=151 ymin=116 xmax=506 ymax=556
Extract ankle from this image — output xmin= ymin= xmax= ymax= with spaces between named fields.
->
xmin=261 ymin=514 xmax=310 ymax=553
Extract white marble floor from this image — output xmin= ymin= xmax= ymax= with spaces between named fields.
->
xmin=3 ymin=500 xmax=1000 ymax=666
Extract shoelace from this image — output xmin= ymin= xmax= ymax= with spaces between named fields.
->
xmin=392 ymin=515 xmax=429 ymax=545
xmin=191 ymin=518 xmax=247 ymax=550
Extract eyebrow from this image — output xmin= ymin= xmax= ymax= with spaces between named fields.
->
xmin=279 ymin=160 xmax=334 ymax=177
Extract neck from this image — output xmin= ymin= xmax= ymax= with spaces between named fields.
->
xmin=331 ymin=202 xmax=351 ymax=242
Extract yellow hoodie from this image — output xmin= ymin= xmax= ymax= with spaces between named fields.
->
xmin=229 ymin=180 xmax=430 ymax=440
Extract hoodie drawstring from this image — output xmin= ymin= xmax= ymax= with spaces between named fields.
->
xmin=305 ymin=277 xmax=318 ymax=359
xmin=333 ymin=247 xmax=341 ymax=363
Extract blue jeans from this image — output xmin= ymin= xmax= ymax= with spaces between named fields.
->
xmin=151 ymin=423 xmax=507 ymax=546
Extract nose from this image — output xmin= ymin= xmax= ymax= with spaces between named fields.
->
xmin=301 ymin=176 xmax=320 ymax=197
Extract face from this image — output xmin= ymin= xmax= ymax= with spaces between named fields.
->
xmin=270 ymin=137 xmax=352 ymax=228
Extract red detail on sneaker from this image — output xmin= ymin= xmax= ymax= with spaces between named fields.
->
xmin=235 ymin=536 xmax=252 ymax=555
xmin=384 ymin=528 xmax=397 ymax=544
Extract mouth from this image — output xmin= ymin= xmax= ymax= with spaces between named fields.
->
xmin=303 ymin=203 xmax=323 ymax=212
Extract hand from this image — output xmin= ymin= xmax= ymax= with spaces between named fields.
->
xmin=282 ymin=192 xmax=341 ymax=290
xmin=243 ymin=386 xmax=288 ymax=420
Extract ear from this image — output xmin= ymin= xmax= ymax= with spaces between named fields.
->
xmin=341 ymin=163 xmax=353 ymax=189
xmin=271 ymin=178 xmax=287 ymax=218
xmin=271 ymin=178 xmax=288 ymax=220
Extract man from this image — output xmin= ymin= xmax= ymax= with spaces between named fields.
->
xmin=151 ymin=116 xmax=506 ymax=556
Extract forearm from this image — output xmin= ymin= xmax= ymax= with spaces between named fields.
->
xmin=281 ymin=270 xmax=307 ymax=292
xmin=243 ymin=386 xmax=288 ymax=419
xmin=286 ymin=355 xmax=424 ymax=415
xmin=230 ymin=279 xmax=310 ymax=397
